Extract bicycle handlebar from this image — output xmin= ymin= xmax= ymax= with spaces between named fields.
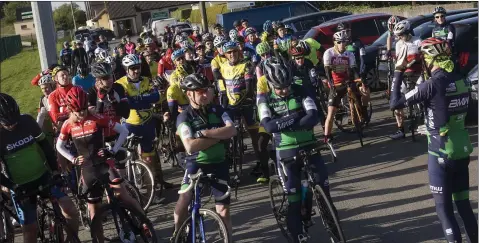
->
xmin=178 ymin=169 xmax=231 ymax=201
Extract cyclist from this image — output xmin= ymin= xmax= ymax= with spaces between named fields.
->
xmin=165 ymin=49 xmax=192 ymax=124
xmin=323 ymin=31 xmax=369 ymax=147
xmin=202 ymin=33 xmax=215 ymax=58
xmin=274 ymin=22 xmax=296 ymax=60
xmin=233 ymin=20 xmax=243 ymax=36
xmin=386 ymin=15 xmax=401 ymax=57
xmin=213 ymin=23 xmax=225 ymax=38
xmin=337 ymin=22 xmax=367 ymax=85
xmin=239 ymin=19 xmax=255 ymax=39
xmin=190 ymin=26 xmax=202 ymax=43
xmin=71 ymin=41 xmax=88 ymax=75
xmin=217 ymin=41 xmax=262 ymax=172
xmin=389 ymin=37 xmax=477 ymax=243
xmin=163 ymin=26 xmax=174 ymax=49
xmin=257 ymin=59 xmax=332 ymax=243
xmin=194 ymin=42 xmax=214 ymax=82
xmin=36 ymin=75 xmax=57 ymax=146
xmin=390 ymin=20 xmax=422 ymax=140
xmin=30 ymin=63 xmax=59 ymax=86
xmin=85 ymin=40 xmax=97 ymax=65
xmin=125 ymin=37 xmax=136 ymax=54
xmin=157 ymin=48 xmax=175 ymax=80
xmin=97 ymin=34 xmax=109 ymax=51
xmin=115 ymin=54 xmax=172 ymax=189
xmin=72 ymin=63 xmax=95 ymax=91
xmin=431 ymin=6 xmax=457 ymax=72
xmin=0 ymin=93 xmax=79 ymax=243
xmin=235 ymin=36 xmax=257 ymax=66
xmin=136 ymin=37 xmax=145 ymax=53
xmin=94 ymin=47 xmax=109 ymax=63
xmin=229 ymin=28 xmax=239 ymax=42
xmin=173 ymin=73 xmax=236 ymax=240
xmin=59 ymin=41 xmax=73 ymax=68
xmin=55 ymin=87 xmax=143 ymax=243
xmin=211 ymin=35 xmax=228 ymax=91
xmin=112 ymin=44 xmax=127 ymax=79
xmin=260 ymin=20 xmax=276 ymax=48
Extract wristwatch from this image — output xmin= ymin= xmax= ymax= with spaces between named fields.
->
xmin=196 ymin=130 xmax=205 ymax=138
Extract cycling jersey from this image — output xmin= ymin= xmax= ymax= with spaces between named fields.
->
xmin=72 ymin=74 xmax=95 ymax=91
xmin=59 ymin=48 xmax=72 ymax=66
xmin=395 ymin=36 xmax=422 ymax=73
xmin=125 ymin=42 xmax=136 ymax=54
xmin=0 ymin=115 xmax=51 ymax=185
xmin=323 ymin=47 xmax=356 ymax=85
xmin=115 ymin=76 xmax=160 ymax=125
xmin=48 ymin=84 xmax=73 ymax=124
xmin=36 ymin=95 xmax=55 ymax=145
xmin=432 ymin=23 xmax=455 ymax=47
xmin=274 ymin=35 xmax=295 ymax=53
xmin=157 ymin=49 xmax=175 ymax=79
xmin=176 ymin=105 xmax=232 ymax=164
xmin=304 ymin=38 xmax=322 ymax=66
xmin=211 ymin=54 xmax=227 ymax=71
xmin=258 ymin=84 xmax=318 ymax=150
xmin=218 ymin=60 xmax=254 ymax=106
xmin=166 ymin=83 xmax=189 ymax=113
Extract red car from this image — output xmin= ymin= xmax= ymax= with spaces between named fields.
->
xmin=303 ymin=13 xmax=404 ymax=49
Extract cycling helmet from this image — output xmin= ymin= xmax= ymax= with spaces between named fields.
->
xmin=94 ymin=47 xmax=108 ymax=60
xmin=38 ymin=74 xmax=55 ymax=86
xmin=202 ymin=33 xmax=214 ymax=42
xmin=275 ymin=22 xmax=285 ymax=31
xmin=256 ymin=42 xmax=271 ymax=56
xmin=51 ymin=65 xmax=69 ymax=77
xmin=420 ymin=37 xmax=450 ymax=57
xmin=284 ymin=24 xmax=293 ymax=32
xmin=213 ymin=35 xmax=227 ymax=48
xmin=393 ymin=20 xmax=411 ymax=36
xmin=297 ymin=40 xmax=311 ymax=56
xmin=240 ymin=19 xmax=248 ymax=24
xmin=0 ymin=93 xmax=20 ymax=126
xmin=263 ymin=20 xmax=273 ymax=33
xmin=192 ymin=25 xmax=200 ymax=32
xmin=213 ymin=23 xmax=223 ymax=30
xmin=222 ymin=41 xmax=239 ymax=53
xmin=333 ymin=31 xmax=348 ymax=42
xmin=91 ymin=62 xmax=112 ymax=78
xmin=171 ymin=49 xmax=186 ymax=62
xmin=104 ymin=56 xmax=116 ymax=70
xmin=433 ymin=6 xmax=446 ymax=15
xmin=144 ymin=37 xmax=154 ymax=46
xmin=122 ymin=54 xmax=141 ymax=68
xmin=229 ymin=29 xmax=238 ymax=41
xmin=65 ymin=86 xmax=88 ymax=112
xmin=77 ymin=63 xmax=89 ymax=76
xmin=272 ymin=21 xmax=280 ymax=29
xmin=180 ymin=73 xmax=211 ymax=91
xmin=263 ymin=58 xmax=293 ymax=89
xmin=233 ymin=20 xmax=241 ymax=28
xmin=289 ymin=45 xmax=305 ymax=57
xmin=336 ymin=22 xmax=351 ymax=31
xmin=387 ymin=16 xmax=401 ymax=32
xmin=244 ymin=27 xmax=256 ymax=37
xmin=179 ymin=40 xmax=190 ymax=49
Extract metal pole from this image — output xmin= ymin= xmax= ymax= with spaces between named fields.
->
xmin=31 ymin=2 xmax=57 ymax=70
xmin=199 ymin=2 xmax=208 ymax=33
xmin=70 ymin=1 xmax=77 ymax=30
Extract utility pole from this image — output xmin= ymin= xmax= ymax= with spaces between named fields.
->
xmin=31 ymin=2 xmax=57 ymax=70
xmin=199 ymin=2 xmax=208 ymax=33
xmin=70 ymin=1 xmax=77 ymax=30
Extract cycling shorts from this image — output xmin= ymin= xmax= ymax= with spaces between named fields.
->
xmin=181 ymin=161 xmax=230 ymax=205
xmin=328 ymin=82 xmax=364 ymax=108
xmin=226 ymin=105 xmax=259 ymax=129
xmin=125 ymin=119 xmax=156 ymax=156
xmin=81 ymin=162 xmax=121 ymax=200
xmin=12 ymin=173 xmax=67 ymax=225
xmin=428 ymin=154 xmax=470 ymax=201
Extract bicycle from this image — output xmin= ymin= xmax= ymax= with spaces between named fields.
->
xmin=0 ymin=192 xmax=16 ymax=243
xmin=228 ymin=104 xmax=248 ymax=199
xmin=403 ymin=73 xmax=424 ymax=142
xmin=174 ymin=169 xmax=231 ymax=243
xmin=269 ymin=147 xmax=346 ymax=243
xmin=314 ymin=81 xmax=338 ymax=163
xmin=376 ymin=46 xmax=395 ymax=101
xmin=13 ymin=177 xmax=82 ymax=243
xmin=88 ymin=165 xmax=158 ymax=243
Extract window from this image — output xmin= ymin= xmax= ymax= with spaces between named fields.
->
xmin=21 ymin=25 xmax=27 ymax=30
xmin=351 ymin=19 xmax=378 ymax=37
xmin=456 ymin=24 xmax=478 ymax=53
xmin=375 ymin=17 xmax=389 ymax=34
xmin=300 ymin=18 xmax=323 ymax=31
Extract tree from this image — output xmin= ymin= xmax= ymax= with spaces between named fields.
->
xmin=53 ymin=3 xmax=86 ymax=31
xmin=2 ymin=2 xmax=30 ymax=24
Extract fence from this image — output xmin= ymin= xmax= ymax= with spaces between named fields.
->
xmin=0 ymin=35 xmax=22 ymax=62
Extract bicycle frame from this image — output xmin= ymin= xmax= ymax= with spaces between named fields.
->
xmin=188 ymin=180 xmax=207 ymax=242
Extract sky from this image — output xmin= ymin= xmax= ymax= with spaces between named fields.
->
xmin=51 ymin=1 xmax=86 ymax=11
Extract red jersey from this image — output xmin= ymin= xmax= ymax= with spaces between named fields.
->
xmin=48 ymin=85 xmax=73 ymax=124
xmin=323 ymin=48 xmax=356 ymax=85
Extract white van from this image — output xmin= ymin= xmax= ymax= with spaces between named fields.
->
xmin=151 ymin=18 xmax=177 ymax=37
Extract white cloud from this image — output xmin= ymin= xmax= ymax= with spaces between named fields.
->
xmin=51 ymin=1 xmax=86 ymax=11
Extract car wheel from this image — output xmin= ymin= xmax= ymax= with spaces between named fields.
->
xmin=366 ymin=66 xmax=384 ymax=91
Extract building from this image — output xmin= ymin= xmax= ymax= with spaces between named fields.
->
xmin=13 ymin=6 xmax=35 ymax=36
xmin=85 ymin=1 xmax=196 ymax=37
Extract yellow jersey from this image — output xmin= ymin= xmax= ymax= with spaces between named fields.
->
xmin=211 ymin=54 xmax=227 ymax=71
xmin=115 ymin=76 xmax=157 ymax=125
xmin=218 ymin=60 xmax=253 ymax=106
xmin=166 ymin=83 xmax=189 ymax=112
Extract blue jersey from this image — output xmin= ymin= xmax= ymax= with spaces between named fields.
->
xmin=72 ymin=74 xmax=96 ymax=91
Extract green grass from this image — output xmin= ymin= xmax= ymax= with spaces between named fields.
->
xmin=0 ymin=48 xmax=43 ymax=116
xmin=0 ymin=20 xmax=15 ymax=36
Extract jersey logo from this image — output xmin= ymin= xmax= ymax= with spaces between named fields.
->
xmin=446 ymin=83 xmax=457 ymax=93
xmin=448 ymin=97 xmax=468 ymax=109
xmin=6 ymin=135 xmax=34 ymax=151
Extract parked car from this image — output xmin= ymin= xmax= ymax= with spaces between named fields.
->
xmin=171 ymin=22 xmax=193 ymax=35
xmin=466 ymin=64 xmax=478 ymax=123
xmin=90 ymin=28 xmax=116 ymax=42
xmin=282 ymin=11 xmax=351 ymax=38
xmin=364 ymin=9 xmax=478 ymax=90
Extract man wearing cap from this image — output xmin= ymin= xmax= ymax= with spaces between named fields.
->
xmin=59 ymin=41 xmax=72 ymax=69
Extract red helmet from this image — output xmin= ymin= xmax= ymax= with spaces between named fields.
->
xmin=420 ymin=37 xmax=450 ymax=57
xmin=66 ymin=86 xmax=88 ymax=112
xmin=289 ymin=45 xmax=305 ymax=57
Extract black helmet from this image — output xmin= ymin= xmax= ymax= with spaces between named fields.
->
xmin=91 ymin=62 xmax=112 ymax=78
xmin=433 ymin=6 xmax=446 ymax=15
xmin=0 ymin=93 xmax=20 ymax=126
xmin=77 ymin=63 xmax=89 ymax=76
xmin=336 ymin=22 xmax=351 ymax=32
xmin=263 ymin=57 xmax=293 ymax=89
xmin=180 ymin=73 xmax=211 ymax=91
xmin=153 ymin=76 xmax=169 ymax=91
xmin=233 ymin=20 xmax=241 ymax=27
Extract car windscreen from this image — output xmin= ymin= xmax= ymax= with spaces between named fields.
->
xmin=172 ymin=24 xmax=190 ymax=30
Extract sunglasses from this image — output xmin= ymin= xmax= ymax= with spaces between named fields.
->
xmin=129 ymin=65 xmax=141 ymax=71
xmin=435 ymin=15 xmax=445 ymax=19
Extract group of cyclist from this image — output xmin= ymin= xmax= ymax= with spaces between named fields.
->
xmin=0 ymin=5 xmax=476 ymax=243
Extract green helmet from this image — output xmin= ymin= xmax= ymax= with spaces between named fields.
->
xmin=256 ymin=42 xmax=271 ymax=56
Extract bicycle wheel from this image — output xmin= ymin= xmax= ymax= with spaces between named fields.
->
xmin=269 ymin=175 xmax=294 ymax=243
xmin=174 ymin=208 xmax=230 ymax=243
xmin=351 ymin=103 xmax=364 ymax=147
xmin=333 ymin=98 xmax=355 ymax=134
xmin=124 ymin=180 xmax=145 ymax=212
xmin=313 ymin=185 xmax=346 ymax=243
xmin=0 ymin=209 xmax=14 ymax=243
xmin=90 ymin=203 xmax=158 ymax=243
xmin=126 ymin=160 xmax=155 ymax=211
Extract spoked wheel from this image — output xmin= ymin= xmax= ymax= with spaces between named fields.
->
xmin=269 ymin=175 xmax=294 ymax=243
xmin=313 ymin=185 xmax=346 ymax=243
xmin=174 ymin=209 xmax=230 ymax=243
xmin=333 ymin=97 xmax=355 ymax=134
xmin=126 ymin=160 xmax=155 ymax=211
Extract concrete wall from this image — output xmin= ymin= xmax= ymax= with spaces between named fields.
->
xmin=13 ymin=20 xmax=35 ymax=36
xmin=352 ymin=3 xmax=477 ymax=18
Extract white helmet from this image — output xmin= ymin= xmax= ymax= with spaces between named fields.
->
xmin=229 ymin=29 xmax=238 ymax=40
xmin=333 ymin=30 xmax=348 ymax=42
xmin=393 ymin=20 xmax=411 ymax=36
xmin=144 ymin=37 xmax=154 ymax=46
xmin=192 ymin=25 xmax=200 ymax=31
xmin=104 ymin=56 xmax=116 ymax=70
xmin=122 ymin=54 xmax=141 ymax=68
xmin=38 ymin=74 xmax=55 ymax=86
xmin=95 ymin=47 xmax=108 ymax=60
xmin=213 ymin=35 xmax=227 ymax=48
